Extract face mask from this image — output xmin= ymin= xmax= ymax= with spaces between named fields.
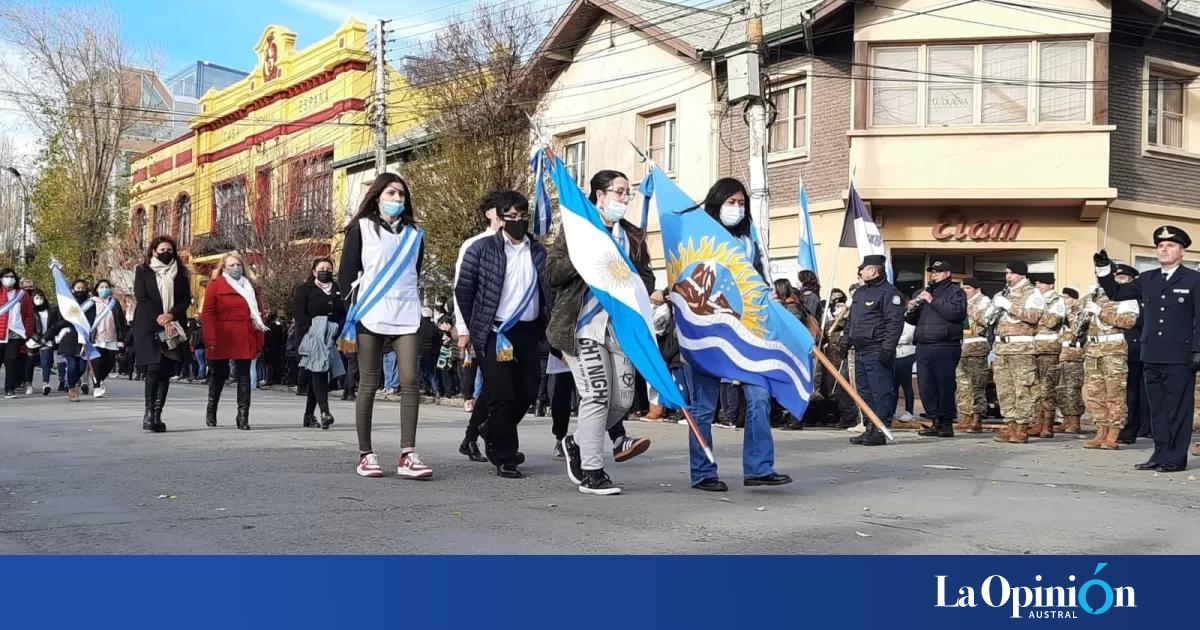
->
xmin=654 ymin=303 xmax=669 ymax=318
xmin=1 ymin=277 xmax=14 ymax=288
xmin=719 ymin=204 xmax=744 ymax=227
xmin=98 ymin=287 xmax=112 ymax=298
xmin=503 ymin=218 xmax=528 ymax=241
xmin=156 ymin=251 xmax=174 ymax=264
xmin=73 ymin=291 xmax=89 ymax=302
xmin=601 ymin=200 xmax=627 ymax=224
xmin=226 ymin=266 xmax=243 ymax=281
xmin=380 ymin=200 xmax=404 ymax=218
xmin=316 ymin=270 xmax=333 ymax=284
xmin=33 ymin=297 xmax=45 ymax=307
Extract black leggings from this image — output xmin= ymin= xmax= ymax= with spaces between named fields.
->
xmin=305 ymin=370 xmax=330 ymax=415
xmin=2 ymin=341 xmax=24 ymax=393
xmin=93 ymin=348 xmax=117 ymax=384
xmin=551 ymin=372 xmax=576 ymax=440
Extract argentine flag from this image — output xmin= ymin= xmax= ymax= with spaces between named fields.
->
xmin=50 ymin=257 xmax=100 ymax=360
xmin=648 ymin=166 xmax=815 ymax=420
xmin=797 ymin=183 xmax=817 ymax=274
xmin=543 ymin=150 xmax=687 ymax=411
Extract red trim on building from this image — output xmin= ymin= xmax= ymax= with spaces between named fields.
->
xmin=149 ymin=157 xmax=174 ymax=176
xmin=196 ymin=98 xmax=365 ymax=165
xmin=175 ymin=150 xmax=193 ymax=167
xmin=133 ymin=168 xmax=148 ymax=183
xmin=133 ymin=172 xmax=193 ymax=198
xmin=193 ymin=60 xmax=367 ymax=135
xmin=132 ymin=131 xmax=195 ymax=163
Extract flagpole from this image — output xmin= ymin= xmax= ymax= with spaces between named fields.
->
xmin=813 ymin=346 xmax=894 ymax=441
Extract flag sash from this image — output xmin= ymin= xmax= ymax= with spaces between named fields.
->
xmin=338 ymin=226 xmax=423 ymax=350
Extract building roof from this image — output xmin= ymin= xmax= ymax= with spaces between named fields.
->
xmin=603 ymin=0 xmax=819 ymax=53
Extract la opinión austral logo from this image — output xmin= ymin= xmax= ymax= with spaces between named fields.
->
xmin=936 ymin=562 xmax=1135 ymax=619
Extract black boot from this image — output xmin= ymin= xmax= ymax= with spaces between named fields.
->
xmin=206 ymin=378 xmax=224 ymax=427
xmin=235 ymin=365 xmax=251 ymax=430
xmin=860 ymin=426 xmax=888 ymax=446
xmin=153 ymin=372 xmax=170 ymax=432
xmin=143 ymin=370 xmax=160 ymax=432
xmin=918 ymin=421 xmax=941 ymax=437
xmin=320 ymin=411 xmax=334 ymax=430
xmin=143 ymin=407 xmax=155 ymax=432
xmin=459 ymin=438 xmax=487 ymax=462
xmin=302 ymin=413 xmax=316 ymax=428
xmin=938 ymin=418 xmax=955 ymax=438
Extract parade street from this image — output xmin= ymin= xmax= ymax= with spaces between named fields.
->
xmin=1 ymin=379 xmax=1197 ymax=555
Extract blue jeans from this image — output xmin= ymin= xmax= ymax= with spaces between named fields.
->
xmin=684 ymin=365 xmax=776 ymax=485
xmin=855 ymin=350 xmax=896 ymax=428
xmin=64 ymin=356 xmax=87 ymax=389
xmin=195 ymin=348 xmax=207 ymax=379
xmin=383 ymin=351 xmax=399 ymax=390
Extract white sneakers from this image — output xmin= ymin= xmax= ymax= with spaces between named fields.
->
xmin=357 ymin=451 xmax=434 ymax=479
xmin=24 ymin=385 xmax=32 ymax=396
xmin=93 ymin=384 xmax=106 ymax=398
xmin=896 ymin=412 xmax=916 ymax=421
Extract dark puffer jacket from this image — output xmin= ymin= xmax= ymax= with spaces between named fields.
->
xmin=545 ymin=219 xmax=654 ymax=356
xmin=454 ymin=231 xmax=550 ymax=358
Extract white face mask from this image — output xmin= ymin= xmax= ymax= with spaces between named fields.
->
xmin=719 ymin=204 xmax=744 ymax=227
xmin=33 ymin=297 xmax=44 ymax=306
xmin=653 ymin=302 xmax=669 ymax=318
xmin=0 ymin=277 xmax=14 ymax=288
xmin=601 ymin=199 xmax=627 ymax=224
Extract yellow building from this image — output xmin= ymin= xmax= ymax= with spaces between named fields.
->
xmin=129 ymin=18 xmax=417 ymax=306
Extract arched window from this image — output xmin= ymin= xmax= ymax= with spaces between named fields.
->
xmin=153 ymin=202 xmax=168 ymax=237
xmin=133 ymin=206 xmax=146 ymax=251
xmin=176 ymin=194 xmax=192 ymax=247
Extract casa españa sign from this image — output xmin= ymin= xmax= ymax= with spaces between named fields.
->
xmin=933 ymin=212 xmax=1022 ymax=242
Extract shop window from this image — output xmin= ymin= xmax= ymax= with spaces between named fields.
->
xmin=213 ymin=177 xmax=247 ymax=234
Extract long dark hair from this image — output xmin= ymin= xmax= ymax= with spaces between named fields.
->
xmin=773 ymin=278 xmax=796 ymax=302
xmin=702 ymin=177 xmax=751 ymax=237
xmin=94 ymin=278 xmax=112 ymax=292
xmin=142 ymin=235 xmax=189 ymax=277
xmin=588 ymin=170 xmax=627 ymax=205
xmin=347 ymin=172 xmax=415 ymax=230
xmin=0 ymin=267 xmax=16 ymax=283
xmin=797 ymin=270 xmax=820 ymax=294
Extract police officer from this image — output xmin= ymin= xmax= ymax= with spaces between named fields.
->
xmin=1096 ymin=225 xmax=1200 ymax=472
xmin=844 ymin=255 xmax=903 ymax=447
xmin=1078 ymin=280 xmax=1138 ymax=450
xmin=905 ymin=260 xmax=966 ymax=438
xmin=1030 ymin=273 xmax=1066 ymax=438
xmin=989 ymin=260 xmax=1045 ymax=444
xmin=954 ymin=277 xmax=991 ymax=434
xmin=1112 ymin=265 xmax=1150 ymax=444
xmin=1056 ymin=288 xmax=1085 ymax=434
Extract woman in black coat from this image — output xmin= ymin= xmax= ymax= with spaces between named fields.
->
xmin=133 ymin=235 xmax=191 ymax=433
xmin=26 ymin=289 xmax=60 ymax=396
xmin=291 ymin=257 xmax=346 ymax=429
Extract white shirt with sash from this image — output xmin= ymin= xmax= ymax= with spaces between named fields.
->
xmin=495 ymin=235 xmax=539 ymax=324
xmin=357 ymin=217 xmax=421 ymax=335
xmin=2 ymin=289 xmax=27 ymax=339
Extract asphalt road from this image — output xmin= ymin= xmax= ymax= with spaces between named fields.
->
xmin=1 ymin=378 xmax=1197 ymax=554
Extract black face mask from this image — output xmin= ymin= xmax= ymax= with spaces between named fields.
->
xmin=503 ymin=218 xmax=528 ymax=241
xmin=316 ymin=271 xmax=334 ymax=284
xmin=156 ymin=251 xmax=175 ymax=264
xmin=34 ymin=301 xmax=47 ymax=311
xmin=73 ymin=291 xmax=89 ymax=302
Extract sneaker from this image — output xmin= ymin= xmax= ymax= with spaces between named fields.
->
xmin=553 ymin=440 xmax=565 ymax=459
xmin=93 ymin=385 xmax=106 ymax=398
xmin=578 ymin=468 xmax=621 ymax=496
xmin=356 ymin=452 xmax=384 ymax=478
xmin=896 ymin=411 xmax=915 ymax=421
xmin=612 ymin=435 xmax=651 ymax=463
xmin=715 ymin=420 xmax=736 ymax=429
xmin=397 ymin=452 xmax=434 ymax=479
xmin=24 ymin=385 xmax=32 ymax=396
xmin=3 ymin=392 xmax=14 ymax=399
xmin=562 ymin=436 xmax=583 ymax=485
xmin=846 ymin=422 xmax=866 ymax=434
xmin=41 ymin=385 xmax=50 ymax=396
xmin=464 ymin=399 xmax=475 ymax=412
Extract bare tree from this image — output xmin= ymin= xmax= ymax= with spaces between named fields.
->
xmin=0 ymin=1 xmax=145 ymax=277
xmin=0 ymin=133 xmax=22 ymax=262
xmin=402 ymin=1 xmax=553 ymax=287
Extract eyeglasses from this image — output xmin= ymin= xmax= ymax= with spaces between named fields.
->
xmin=502 ymin=212 xmax=528 ymax=220
xmin=604 ymin=188 xmax=631 ymax=198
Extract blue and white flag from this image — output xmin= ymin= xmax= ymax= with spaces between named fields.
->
xmin=797 ymin=183 xmax=817 ymax=274
xmin=529 ymin=148 xmax=552 ymax=237
xmin=49 ymin=257 xmax=100 ymax=360
xmin=543 ymin=149 xmax=686 ymax=411
xmin=638 ymin=170 xmax=654 ymax=234
xmin=649 ymin=166 xmax=815 ymax=420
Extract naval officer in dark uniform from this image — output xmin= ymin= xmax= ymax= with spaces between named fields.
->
xmin=844 ymin=254 xmax=904 ymax=447
xmin=1096 ymin=225 xmax=1200 ymax=472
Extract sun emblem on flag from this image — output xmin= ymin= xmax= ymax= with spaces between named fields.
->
xmin=596 ymin=250 xmax=636 ymax=289
xmin=666 ymin=236 xmax=768 ymax=336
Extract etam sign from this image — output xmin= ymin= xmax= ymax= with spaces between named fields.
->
xmin=933 ymin=212 xmax=1022 ymax=242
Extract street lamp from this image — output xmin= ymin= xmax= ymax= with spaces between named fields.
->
xmin=0 ymin=166 xmax=30 ymax=264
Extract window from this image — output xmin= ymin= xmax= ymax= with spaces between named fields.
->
xmin=133 ymin=207 xmax=146 ymax=251
xmin=562 ymin=137 xmax=587 ymax=187
xmin=646 ymin=114 xmax=676 ymax=172
xmin=1134 ymin=255 xmax=1199 ymax=272
xmin=1038 ymin=41 xmax=1088 ymax=122
xmin=769 ymin=78 xmax=810 ymax=152
xmin=870 ymin=40 xmax=1090 ymax=128
xmin=213 ymin=177 xmax=247 ymax=234
xmin=176 ymin=195 xmax=191 ymax=247
xmin=872 ymin=47 xmax=918 ymax=126
xmin=153 ymin=203 xmax=168 ymax=237
xmin=288 ymin=150 xmax=334 ymax=225
xmin=1148 ymin=74 xmax=1186 ymax=149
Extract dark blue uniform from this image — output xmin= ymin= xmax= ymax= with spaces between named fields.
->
xmin=847 ymin=276 xmax=904 ymax=428
xmin=1118 ymin=309 xmax=1151 ymax=442
xmin=1099 ymin=265 xmax=1200 ymax=469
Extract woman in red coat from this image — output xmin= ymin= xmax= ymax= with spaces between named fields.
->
xmin=201 ymin=252 xmax=268 ymax=430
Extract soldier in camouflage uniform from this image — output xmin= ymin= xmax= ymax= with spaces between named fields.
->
xmin=1031 ymin=273 xmax=1067 ymax=438
xmin=1055 ymin=288 xmax=1085 ymax=434
xmin=823 ymin=287 xmax=858 ymax=429
xmin=1080 ymin=285 xmax=1139 ymax=450
xmin=988 ymin=260 xmax=1045 ymax=444
xmin=953 ymin=277 xmax=990 ymax=433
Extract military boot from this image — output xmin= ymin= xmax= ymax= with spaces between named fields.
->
xmin=994 ymin=421 xmax=1015 ymax=443
xmin=1083 ymin=426 xmax=1107 ymax=449
xmin=1100 ymin=426 xmax=1121 ymax=450
xmin=953 ymin=413 xmax=975 ymax=432
xmin=1009 ymin=423 xmax=1030 ymax=444
xmin=1061 ymin=414 xmax=1081 ymax=434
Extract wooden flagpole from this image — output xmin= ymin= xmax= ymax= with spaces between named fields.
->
xmin=812 ymin=345 xmax=894 ymax=441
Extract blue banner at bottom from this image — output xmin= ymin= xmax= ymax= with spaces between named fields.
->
xmin=0 ymin=555 xmax=1184 ymax=628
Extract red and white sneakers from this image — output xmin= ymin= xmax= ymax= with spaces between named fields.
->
xmin=397 ymin=452 xmax=434 ymax=479
xmin=356 ymin=452 xmax=384 ymax=478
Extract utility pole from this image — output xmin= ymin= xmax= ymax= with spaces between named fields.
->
xmin=745 ymin=0 xmax=771 ymax=280
xmin=2 ymin=166 xmax=29 ymax=265
xmin=373 ymin=18 xmax=389 ymax=172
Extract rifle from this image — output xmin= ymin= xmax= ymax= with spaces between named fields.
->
xmin=1070 ymin=286 xmax=1105 ymax=348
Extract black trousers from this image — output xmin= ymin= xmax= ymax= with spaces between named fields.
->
xmin=551 ymin=372 xmax=576 ymax=440
xmin=1143 ymin=363 xmax=1196 ymax=468
xmin=536 ymin=357 xmax=550 ymax=406
xmin=342 ymin=352 xmax=359 ymax=394
xmin=916 ymin=344 xmax=962 ymax=422
xmin=478 ymin=321 xmax=542 ymax=466
xmin=1120 ymin=361 xmax=1152 ymax=441
xmin=305 ymin=369 xmax=330 ymax=415
xmin=2 ymin=341 xmax=23 ymax=393
xmin=93 ymin=348 xmax=117 ymax=384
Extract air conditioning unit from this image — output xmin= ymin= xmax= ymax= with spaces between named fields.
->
xmin=726 ymin=50 xmax=760 ymax=103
